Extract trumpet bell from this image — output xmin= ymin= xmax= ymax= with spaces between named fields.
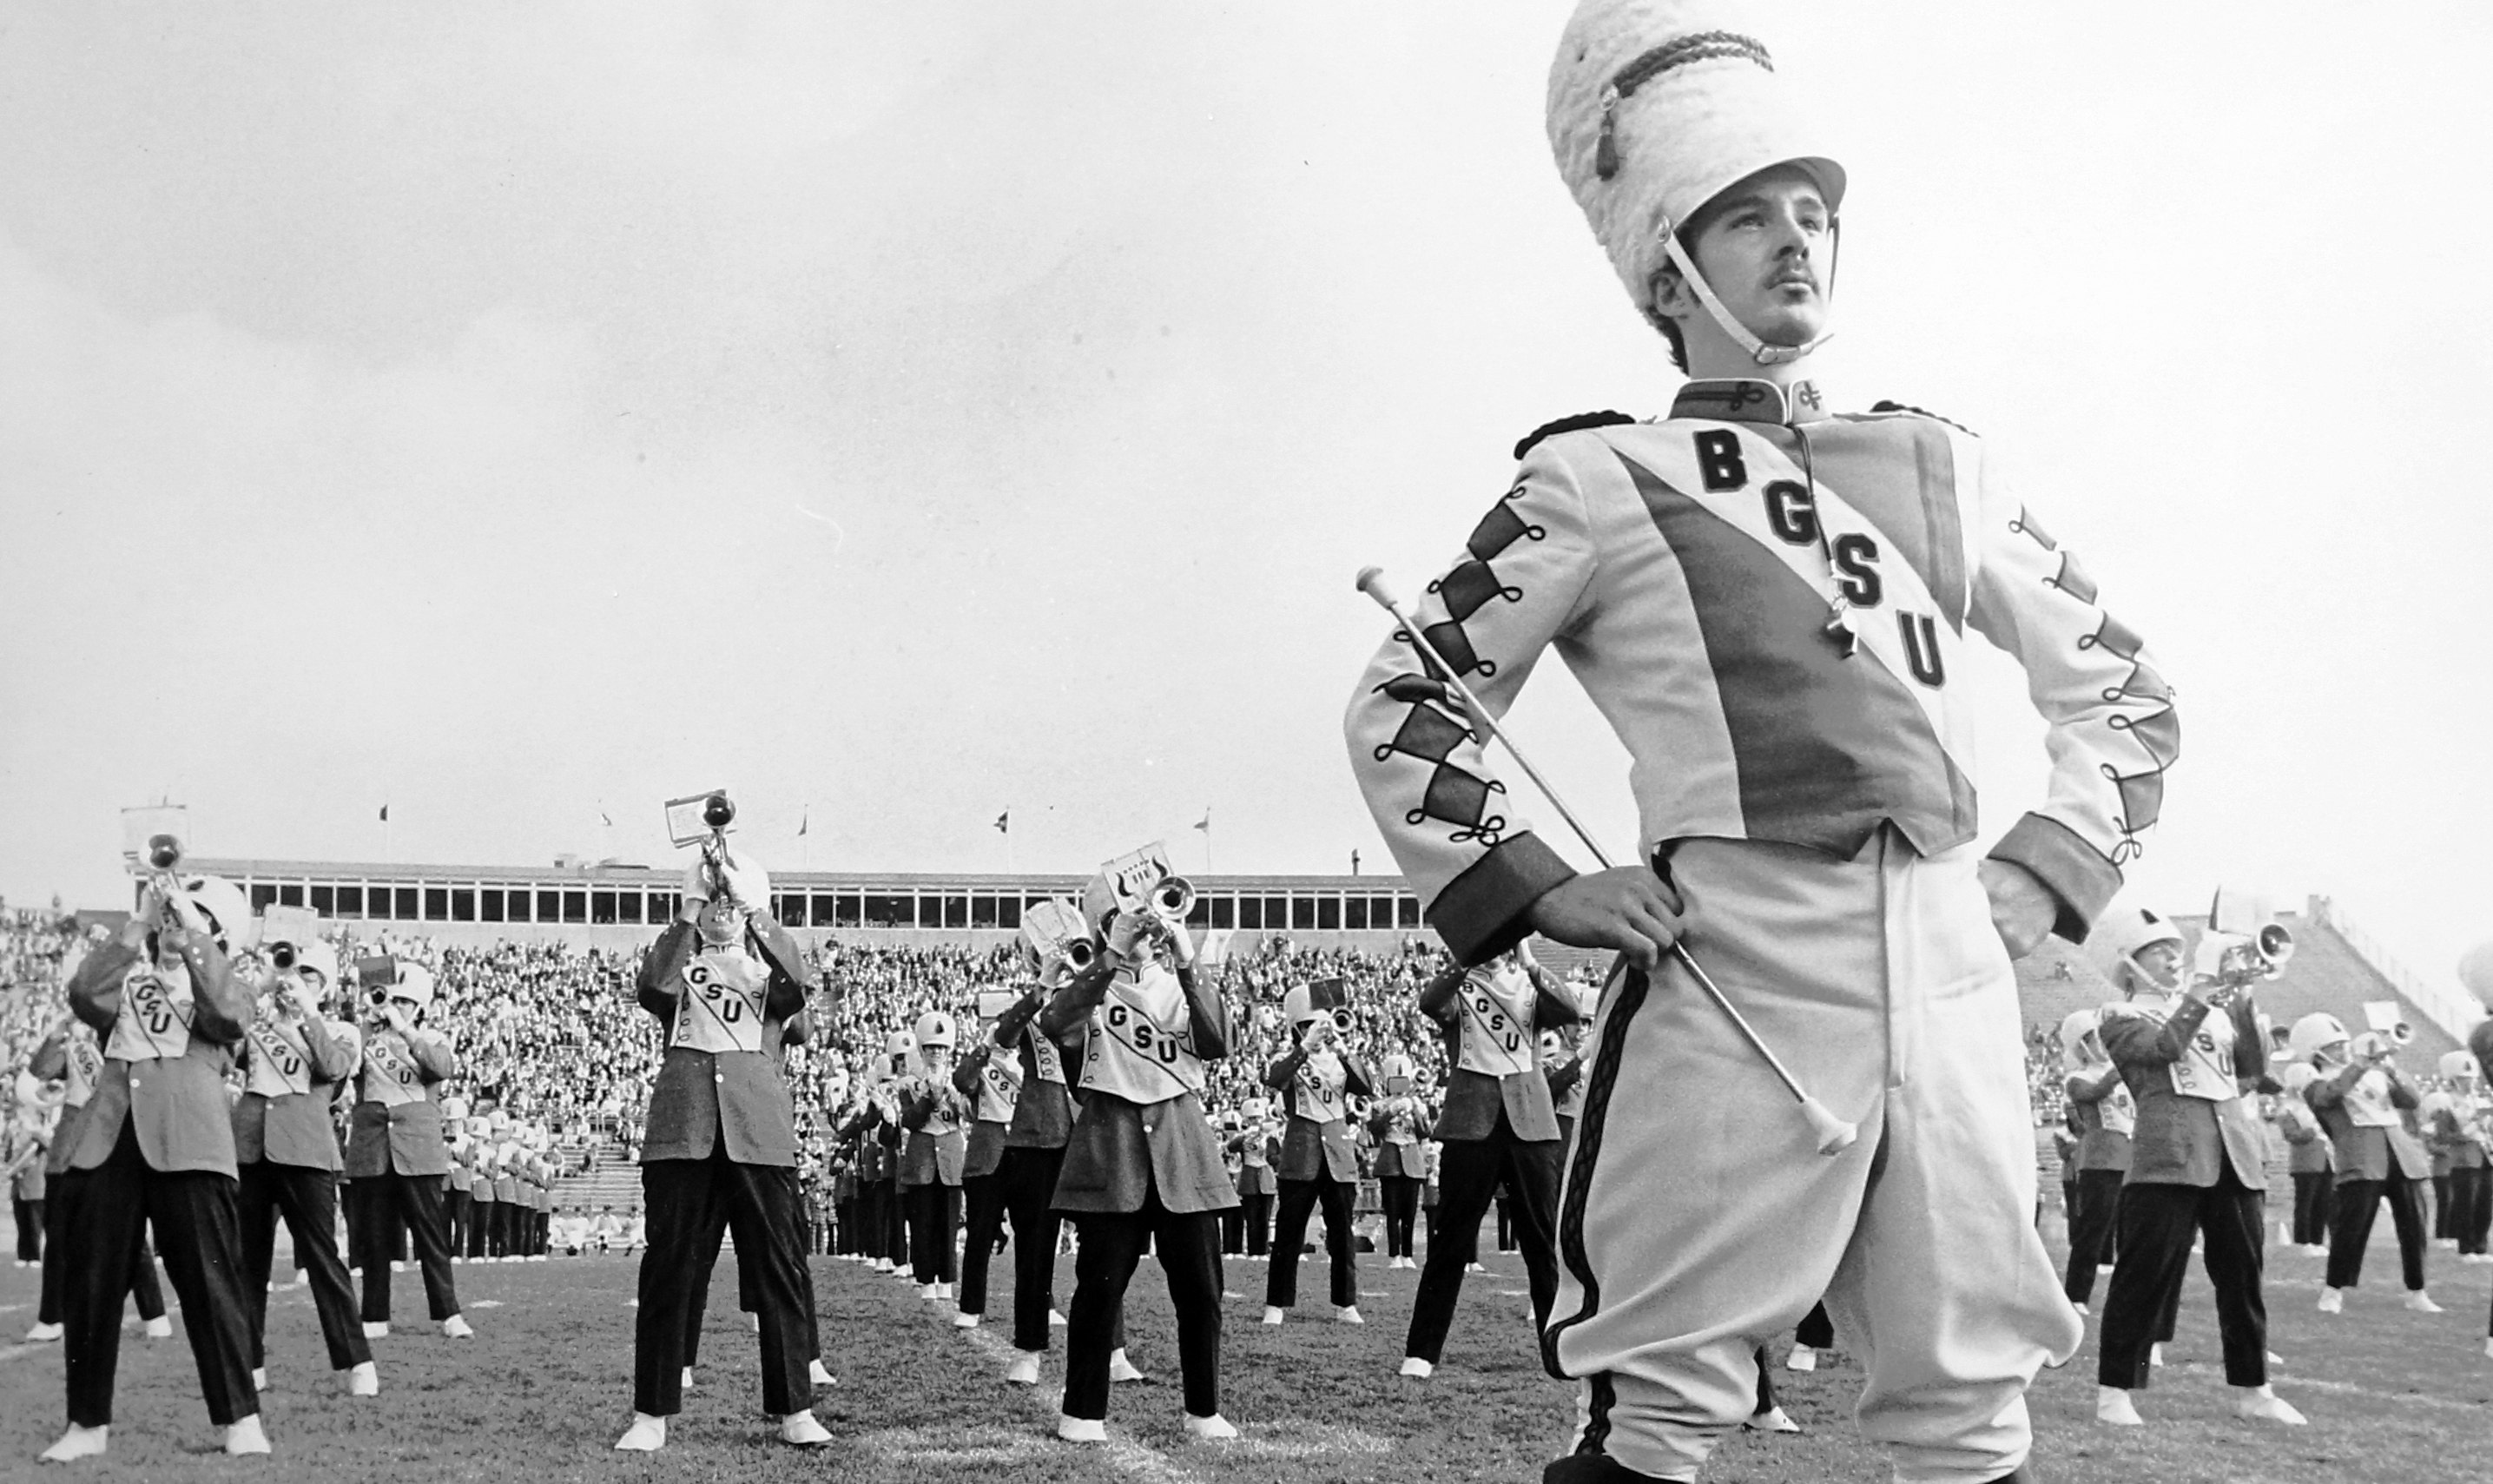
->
xmin=147 ymin=834 xmax=183 ymax=871
xmin=2253 ymin=923 xmax=2293 ymax=975
xmin=702 ymin=793 xmax=735 ymax=830
xmin=1150 ymin=876 xmax=1196 ymax=921
xmin=1063 ymin=939 xmax=1098 ymax=973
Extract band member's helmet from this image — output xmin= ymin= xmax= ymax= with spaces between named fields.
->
xmin=168 ymin=875 xmax=252 ymax=953
xmin=2091 ymin=904 xmax=2185 ymax=983
xmin=2057 ymin=1009 xmax=2101 ymax=1066
xmin=913 ymin=1012 xmax=958 ymax=1053
xmin=284 ymin=939 xmax=340 ymax=990
xmin=2288 ymin=1012 xmax=2350 ymax=1061
xmin=1381 ymin=1052 xmax=1415 ymax=1096
xmin=2440 ymin=1050 xmax=2479 ymax=1082
xmin=388 ymin=963 xmax=437 ymax=1011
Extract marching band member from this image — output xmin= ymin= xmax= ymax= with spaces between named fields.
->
xmin=1401 ymin=946 xmax=1579 ymax=1378
xmin=616 ymin=841 xmax=830 ymax=1452
xmin=899 ymin=1010 xmax=970 ymax=1302
xmin=2274 ymin=1065 xmax=2333 ymax=1252
xmin=1040 ymin=871 xmax=1239 ymax=1443
xmin=2058 ymin=1008 xmax=2134 ymax=1313
xmin=1368 ymin=1054 xmax=1428 ymax=1270
xmin=2299 ymin=1012 xmax=2440 ymax=1314
xmin=1229 ymin=1098 xmax=1278 ymax=1258
xmin=24 ymin=1019 xmax=171 ymax=1347
xmin=465 ymin=1129 xmax=499 ymax=1262
xmin=1260 ymin=978 xmax=1373 ymax=1326
xmin=440 ymin=1098 xmax=473 ymax=1264
xmin=953 ymin=989 xmax=1023 ymax=1330
xmin=2091 ymin=907 xmax=2300 ymax=1426
xmin=6 ymin=1073 xmax=52 ymax=1269
xmin=834 ymin=1050 xmax=903 ymax=1275
xmin=44 ymin=872 xmax=265 ymax=1461
xmin=343 ymin=961 xmax=472 ymax=1339
xmin=2425 ymin=1051 xmax=2488 ymax=1261
xmin=230 ymin=935 xmax=376 ymax=1397
xmin=978 ymin=911 xmax=1097 ymax=1384
xmin=2472 ymin=1016 xmax=2493 ymax=1357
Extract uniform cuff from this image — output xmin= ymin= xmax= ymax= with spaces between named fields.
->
xmin=1426 ymin=832 xmax=1578 ymax=966
xmin=1988 ymin=814 xmax=2121 ymax=944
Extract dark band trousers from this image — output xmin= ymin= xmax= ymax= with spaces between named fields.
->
xmin=2064 ymin=1168 xmax=2125 ymax=1305
xmin=443 ymin=1188 xmax=468 ymax=1258
xmin=2326 ymin=1176 xmax=2429 ymax=1291
xmin=13 ymin=1197 xmax=39 ymax=1261
xmin=1379 ymin=1174 xmax=1421 ymax=1259
xmin=1063 ymin=1190 xmax=1223 ymax=1421
xmin=2290 ymin=1171 xmax=2334 ymax=1246
xmin=2449 ymin=1165 xmax=2490 ymax=1256
xmin=905 ymin=1182 xmax=962 ymax=1286
xmin=1404 ymin=1125 xmax=1560 ymax=1365
xmin=56 ymin=1124 xmax=258 ymax=1428
xmin=2097 ymin=1177 xmax=2267 ymax=1390
xmin=238 ymin=1160 xmax=368 ymax=1372
xmin=634 ymin=1148 xmax=810 ymax=1418
xmin=347 ymin=1169 xmax=460 ymax=1322
xmin=959 ymin=1171 xmax=1006 ymax=1316
xmin=1796 ymin=1300 xmax=1834 ymax=1349
xmin=1238 ymin=1188 xmax=1271 ymax=1256
xmin=1001 ymin=1145 xmax=1068 ymax=1352
xmin=41 ymin=1195 xmax=165 ymax=1328
xmin=465 ymin=1200 xmax=493 ymax=1259
xmin=2433 ymin=1174 xmax=2453 ymax=1238
xmin=1265 ymin=1171 xmax=1357 ymax=1309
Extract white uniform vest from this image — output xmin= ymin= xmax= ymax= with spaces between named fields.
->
xmin=106 ymin=961 xmax=195 ymax=1063
xmin=973 ymin=1055 xmax=1020 ymax=1125
xmin=2343 ymin=1066 xmax=2404 ymax=1129
xmin=359 ymin=1031 xmax=431 ymax=1108
xmin=916 ymin=1073 xmax=963 ymax=1136
xmin=1455 ymin=964 xmax=1534 ymax=1078
xmin=1292 ymin=1048 xmax=1348 ymax=1124
xmin=1026 ymin=1027 xmax=1066 ymax=1086
xmin=1077 ymin=964 xmax=1205 ymax=1105
xmin=61 ymin=1027 xmax=103 ymax=1109
xmin=245 ymin=1016 xmax=315 ymax=1098
xmin=2098 ymin=1078 xmax=2137 ymax=1137
xmin=2110 ymin=997 xmax=2235 ymax=1102
xmin=670 ymin=947 xmax=769 ymax=1056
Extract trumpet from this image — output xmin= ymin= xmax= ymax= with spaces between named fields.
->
xmin=139 ymin=834 xmax=188 ymax=927
xmin=1061 ymin=938 xmax=1098 ymax=974
xmin=1148 ymin=875 xmax=1196 ymax=924
xmin=697 ymin=794 xmax=744 ymax=911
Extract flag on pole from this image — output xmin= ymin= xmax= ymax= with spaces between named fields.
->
xmin=994 ymin=810 xmax=1010 ymax=834
xmin=1193 ymin=809 xmax=1211 ymax=833
xmin=798 ymin=810 xmax=809 ymax=837
xmin=379 ymin=803 xmax=389 ymax=823
xmin=599 ymin=809 xmax=614 ymax=827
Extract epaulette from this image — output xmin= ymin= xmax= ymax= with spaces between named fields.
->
xmin=1513 ymin=410 xmax=1636 ymax=461
xmin=1869 ymin=399 xmax=1977 ymax=436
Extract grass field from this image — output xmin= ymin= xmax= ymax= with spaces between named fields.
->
xmin=2 ymin=1228 xmax=2489 ymax=1483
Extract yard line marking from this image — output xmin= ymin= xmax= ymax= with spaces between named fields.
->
xmin=950 ymin=1316 xmax=1204 ymax=1484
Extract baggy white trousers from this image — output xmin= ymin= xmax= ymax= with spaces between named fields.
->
xmin=1547 ymin=829 xmax=2081 ymax=1483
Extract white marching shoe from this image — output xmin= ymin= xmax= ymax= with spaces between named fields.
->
xmin=920 ymin=1283 xmax=942 ymax=1301
xmin=252 ymin=1367 xmax=268 ymax=1392
xmin=39 ymin=1424 xmax=109 ymax=1462
xmin=2404 ymin=1289 xmax=2444 ymax=1314
xmin=2317 ymin=1288 xmax=2345 ymax=1314
xmin=2095 ymin=1387 xmax=2144 ymax=1426
xmin=2236 ymin=1386 xmax=2306 ymax=1425
xmin=1335 ymin=1305 xmax=1364 ymax=1325
xmin=1049 ymin=1309 xmax=1068 ymax=1328
xmin=808 ymin=1358 xmax=836 ymax=1388
xmin=26 ymin=1321 xmax=63 ymax=1343
xmin=1743 ymin=1405 xmax=1801 ymax=1434
xmin=1260 ymin=1306 xmax=1284 ymax=1326
xmin=2149 ymin=1343 xmax=2166 ymax=1367
xmin=614 ymin=1414 xmax=667 ymax=1451
xmin=442 ymin=1314 xmax=475 ymax=1339
xmin=1108 ymin=1349 xmax=1146 ymax=1383
xmin=1183 ymin=1413 xmax=1238 ymax=1440
xmin=779 ymin=1410 xmax=830 ymax=1447
xmin=391 ymin=1260 xmax=406 ymax=1274
xmin=223 ymin=1415 xmax=271 ymax=1455
xmin=2071 ymin=1303 xmax=2089 ymax=1317
xmin=363 ymin=1322 xmax=390 ymax=1338
xmin=143 ymin=1316 xmax=173 ymax=1340
xmin=1399 ymin=1356 xmax=1434 ymax=1379
xmin=953 ymin=1311 xmax=980 ymax=1329
xmin=1005 ymin=1352 xmax=1041 ymax=1386
xmin=1057 ymin=1415 xmax=1106 ymax=1444
xmin=1784 ymin=1343 xmax=1817 ymax=1372
xmin=348 ymin=1362 xmax=379 ymax=1396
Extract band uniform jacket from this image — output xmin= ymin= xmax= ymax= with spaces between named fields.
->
xmin=835 ymin=1104 xmax=898 ymax=1182
xmin=343 ymin=1026 xmax=458 ymax=1178
xmin=1226 ymin=1129 xmax=1278 ymax=1196
xmin=2277 ymin=1100 xmax=2332 ymax=1175
xmin=634 ymin=917 xmax=814 ymax=1167
xmin=2098 ymin=991 xmax=2266 ymax=1190
xmin=1263 ymin=1045 xmax=1373 ymax=1184
xmin=2063 ymin=1064 xmax=2134 ymax=1173
xmin=899 ymin=1081 xmax=970 ymax=1187
xmin=234 ymin=1011 xmax=357 ymax=1171
xmin=2424 ymin=1095 xmax=2489 ymax=1171
xmin=1342 ymin=379 xmax=2178 ymax=966
xmin=1040 ymin=958 xmax=1237 ymax=1216
xmin=1366 ymin=1098 xmax=1431 ymax=1179
xmin=30 ymin=1029 xmax=97 ymax=1178
xmin=2305 ymin=1060 xmax=2432 ymax=1183
xmin=989 ymin=988 xmax=1076 ymax=1151
xmin=65 ymin=932 xmax=252 ymax=1178
xmin=952 ymin=1046 xmax=1011 ymax=1179
xmin=1416 ymin=962 xmax=1580 ymax=1143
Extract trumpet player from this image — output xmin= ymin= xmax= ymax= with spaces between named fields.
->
xmin=343 ymin=962 xmax=472 ymax=1340
xmin=617 ymin=842 xmax=830 ymax=1451
xmin=2090 ymin=906 xmax=2300 ymax=1426
xmin=1261 ymin=979 xmax=1373 ymax=1327
xmin=2298 ymin=1013 xmax=2440 ymax=1314
xmin=2424 ymin=1051 xmax=2488 ymax=1261
xmin=1040 ymin=873 xmax=1239 ymax=1443
xmin=24 ymin=1017 xmax=171 ymax=1348
xmin=899 ymin=1010 xmax=970 ymax=1302
xmin=45 ymin=871 xmax=266 ymax=1461
xmin=2057 ymin=1008 xmax=2134 ymax=1313
xmin=230 ymin=935 xmax=376 ymax=1397
xmin=1368 ymin=1053 xmax=1428 ymax=1270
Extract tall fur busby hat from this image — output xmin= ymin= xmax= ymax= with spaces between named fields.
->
xmin=1547 ymin=0 xmax=1843 ymax=328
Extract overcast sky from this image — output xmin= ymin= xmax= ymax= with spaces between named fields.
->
xmin=3 ymin=3 xmax=2488 ymax=996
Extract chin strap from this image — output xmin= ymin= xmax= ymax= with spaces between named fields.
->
xmin=1658 ymin=217 xmax=1841 ymax=366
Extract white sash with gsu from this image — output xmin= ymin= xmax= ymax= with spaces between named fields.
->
xmin=246 ymin=1018 xmax=314 ymax=1098
xmin=107 ymin=964 xmax=195 ymax=1063
xmin=2344 ymin=1067 xmax=2403 ymax=1128
xmin=63 ymin=1029 xmax=103 ymax=1108
xmin=974 ymin=1059 xmax=1020 ymax=1125
xmin=1026 ymin=1027 xmax=1066 ymax=1086
xmin=671 ymin=949 xmax=768 ymax=1056
xmin=2098 ymin=1079 xmax=2137 ymax=1137
xmin=1294 ymin=1051 xmax=1347 ymax=1125
xmin=361 ymin=1033 xmax=428 ymax=1108
xmin=1078 ymin=967 xmax=1204 ymax=1105
xmin=1455 ymin=966 xmax=1533 ymax=1078
xmin=2162 ymin=999 xmax=2236 ymax=1102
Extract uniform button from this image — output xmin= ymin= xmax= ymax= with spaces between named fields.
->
xmin=715 ymin=1073 xmax=725 ymax=1084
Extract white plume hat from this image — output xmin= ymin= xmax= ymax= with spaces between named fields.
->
xmin=1547 ymin=0 xmax=1843 ymax=336
xmin=2288 ymin=1012 xmax=2349 ymax=1060
xmin=913 ymin=1011 xmax=958 ymax=1052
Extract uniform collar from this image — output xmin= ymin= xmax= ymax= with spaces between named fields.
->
xmin=1671 ymin=378 xmax=1831 ymax=425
